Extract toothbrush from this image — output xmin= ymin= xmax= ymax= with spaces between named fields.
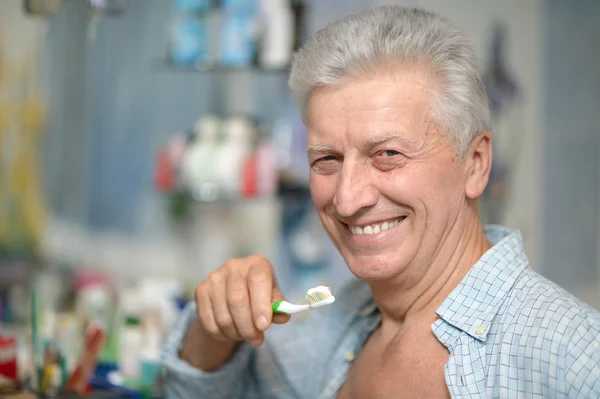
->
xmin=272 ymin=286 xmax=335 ymax=315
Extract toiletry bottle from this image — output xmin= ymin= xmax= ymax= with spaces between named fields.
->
xmin=256 ymin=137 xmax=277 ymax=197
xmin=259 ymin=0 xmax=294 ymax=69
xmin=219 ymin=0 xmax=258 ymax=66
xmin=117 ymin=290 xmax=144 ymax=381
xmin=169 ymin=0 xmax=213 ymax=67
xmin=138 ymin=313 xmax=163 ymax=387
xmin=181 ymin=115 xmax=222 ymax=200
xmin=218 ymin=116 xmax=253 ymax=199
xmin=119 ymin=316 xmax=142 ymax=380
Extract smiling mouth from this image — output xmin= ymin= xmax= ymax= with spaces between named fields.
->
xmin=347 ymin=216 xmax=407 ymax=235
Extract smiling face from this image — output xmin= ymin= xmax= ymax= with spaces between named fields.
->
xmin=307 ymin=69 xmax=482 ymax=282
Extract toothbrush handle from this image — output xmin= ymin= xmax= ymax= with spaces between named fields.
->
xmin=272 ymin=300 xmax=310 ymax=315
xmin=272 ymin=300 xmax=284 ymax=313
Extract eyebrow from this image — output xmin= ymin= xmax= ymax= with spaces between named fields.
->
xmin=361 ymin=134 xmax=415 ymax=150
xmin=307 ymin=133 xmax=416 ymax=155
xmin=307 ymin=144 xmax=335 ymax=154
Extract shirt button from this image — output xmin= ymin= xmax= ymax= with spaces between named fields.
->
xmin=475 ymin=326 xmax=485 ymax=335
xmin=343 ymin=351 xmax=355 ymax=362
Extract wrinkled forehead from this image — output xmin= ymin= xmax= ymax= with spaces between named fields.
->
xmin=305 ymin=73 xmax=442 ymax=149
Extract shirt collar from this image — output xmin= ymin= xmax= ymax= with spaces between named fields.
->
xmin=435 ymin=225 xmax=530 ymax=342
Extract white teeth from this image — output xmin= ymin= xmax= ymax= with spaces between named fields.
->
xmin=349 ymin=217 xmax=404 ymax=235
xmin=349 ymin=226 xmax=363 ymax=234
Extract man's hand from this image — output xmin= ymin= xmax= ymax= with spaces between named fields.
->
xmin=180 ymin=254 xmax=290 ymax=371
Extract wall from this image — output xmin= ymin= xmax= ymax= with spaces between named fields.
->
xmin=541 ymin=0 xmax=600 ymax=308
xmin=0 ymin=1 xmax=48 ymax=62
xmin=0 ymin=0 xmax=50 ymax=257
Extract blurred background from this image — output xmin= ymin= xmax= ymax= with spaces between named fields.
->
xmin=0 ymin=0 xmax=598 ymax=396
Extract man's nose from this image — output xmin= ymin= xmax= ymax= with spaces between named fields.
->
xmin=333 ymin=161 xmax=378 ymax=217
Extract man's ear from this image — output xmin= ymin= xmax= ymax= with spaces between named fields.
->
xmin=465 ymin=131 xmax=492 ymax=200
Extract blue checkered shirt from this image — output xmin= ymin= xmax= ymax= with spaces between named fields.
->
xmin=162 ymin=226 xmax=600 ymax=398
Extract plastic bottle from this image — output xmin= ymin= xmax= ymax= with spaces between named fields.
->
xmin=256 ymin=139 xmax=277 ymax=197
xmin=219 ymin=15 xmax=256 ymax=66
xmin=169 ymin=0 xmax=213 ymax=66
xmin=219 ymin=0 xmax=258 ymax=66
xmin=119 ymin=316 xmax=142 ymax=380
xmin=138 ymin=319 xmax=162 ymax=387
xmin=217 ymin=116 xmax=254 ymax=199
xmin=180 ymin=115 xmax=222 ymax=201
xmin=118 ymin=291 xmax=144 ymax=380
xmin=259 ymin=0 xmax=294 ymax=69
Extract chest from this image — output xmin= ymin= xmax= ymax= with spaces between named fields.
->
xmin=337 ymin=330 xmax=451 ymax=399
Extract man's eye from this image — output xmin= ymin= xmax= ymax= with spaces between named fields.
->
xmin=383 ymin=150 xmax=400 ymax=157
xmin=373 ymin=149 xmax=406 ymax=171
xmin=311 ymin=155 xmax=340 ymax=175
xmin=320 ymin=155 xmax=337 ymax=161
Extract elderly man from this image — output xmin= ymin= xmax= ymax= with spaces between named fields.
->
xmin=162 ymin=6 xmax=600 ymax=398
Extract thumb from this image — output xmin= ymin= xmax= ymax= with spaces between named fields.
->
xmin=271 ymin=285 xmax=291 ymax=325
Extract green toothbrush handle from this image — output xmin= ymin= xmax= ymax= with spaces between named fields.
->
xmin=272 ymin=300 xmax=288 ymax=314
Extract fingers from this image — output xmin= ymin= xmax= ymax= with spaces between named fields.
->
xmin=270 ymin=284 xmax=291 ymax=325
xmin=248 ymin=262 xmax=275 ymax=332
xmin=194 ymin=255 xmax=287 ymax=348
xmin=209 ymin=271 xmax=242 ymax=341
xmin=195 ymin=283 xmax=224 ymax=340
xmin=227 ymin=270 xmax=264 ymax=346
xmin=272 ymin=313 xmax=292 ymax=324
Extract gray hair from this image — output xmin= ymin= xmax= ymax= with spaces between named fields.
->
xmin=289 ymin=6 xmax=491 ymax=154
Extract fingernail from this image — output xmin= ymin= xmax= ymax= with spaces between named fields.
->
xmin=255 ymin=315 xmax=268 ymax=330
xmin=251 ymin=340 xmax=263 ymax=347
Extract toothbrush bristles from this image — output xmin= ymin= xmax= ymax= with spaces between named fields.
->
xmin=306 ymin=290 xmax=331 ymax=304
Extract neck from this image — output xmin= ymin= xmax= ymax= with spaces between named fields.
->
xmin=369 ymin=206 xmax=491 ymax=333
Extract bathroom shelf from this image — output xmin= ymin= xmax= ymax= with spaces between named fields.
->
xmin=153 ymin=60 xmax=290 ymax=75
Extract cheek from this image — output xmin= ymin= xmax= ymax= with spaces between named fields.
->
xmin=425 ymin=164 xmax=466 ymax=213
xmin=375 ymin=170 xmax=422 ymax=205
xmin=376 ymin=163 xmax=463 ymax=209
xmin=309 ymin=174 xmax=337 ymax=209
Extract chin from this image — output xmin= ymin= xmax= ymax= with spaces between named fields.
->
xmin=343 ymin=252 xmax=408 ymax=281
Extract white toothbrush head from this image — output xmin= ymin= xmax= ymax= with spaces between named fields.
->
xmin=305 ymin=286 xmax=335 ymax=308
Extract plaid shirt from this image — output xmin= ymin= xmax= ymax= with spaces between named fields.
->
xmin=162 ymin=226 xmax=600 ymax=398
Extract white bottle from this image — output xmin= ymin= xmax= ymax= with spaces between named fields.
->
xmin=259 ymin=0 xmax=294 ymax=69
xmin=181 ymin=115 xmax=222 ymax=201
xmin=216 ymin=116 xmax=253 ymax=199
xmin=118 ymin=292 xmax=143 ymax=380
xmin=119 ymin=316 xmax=143 ymax=380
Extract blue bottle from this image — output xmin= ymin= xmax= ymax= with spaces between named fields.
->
xmin=169 ymin=0 xmax=213 ymax=66
xmin=219 ymin=14 xmax=256 ymax=67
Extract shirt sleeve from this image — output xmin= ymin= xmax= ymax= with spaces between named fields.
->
xmin=161 ymin=302 xmax=255 ymax=398
xmin=564 ymin=311 xmax=600 ymax=398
